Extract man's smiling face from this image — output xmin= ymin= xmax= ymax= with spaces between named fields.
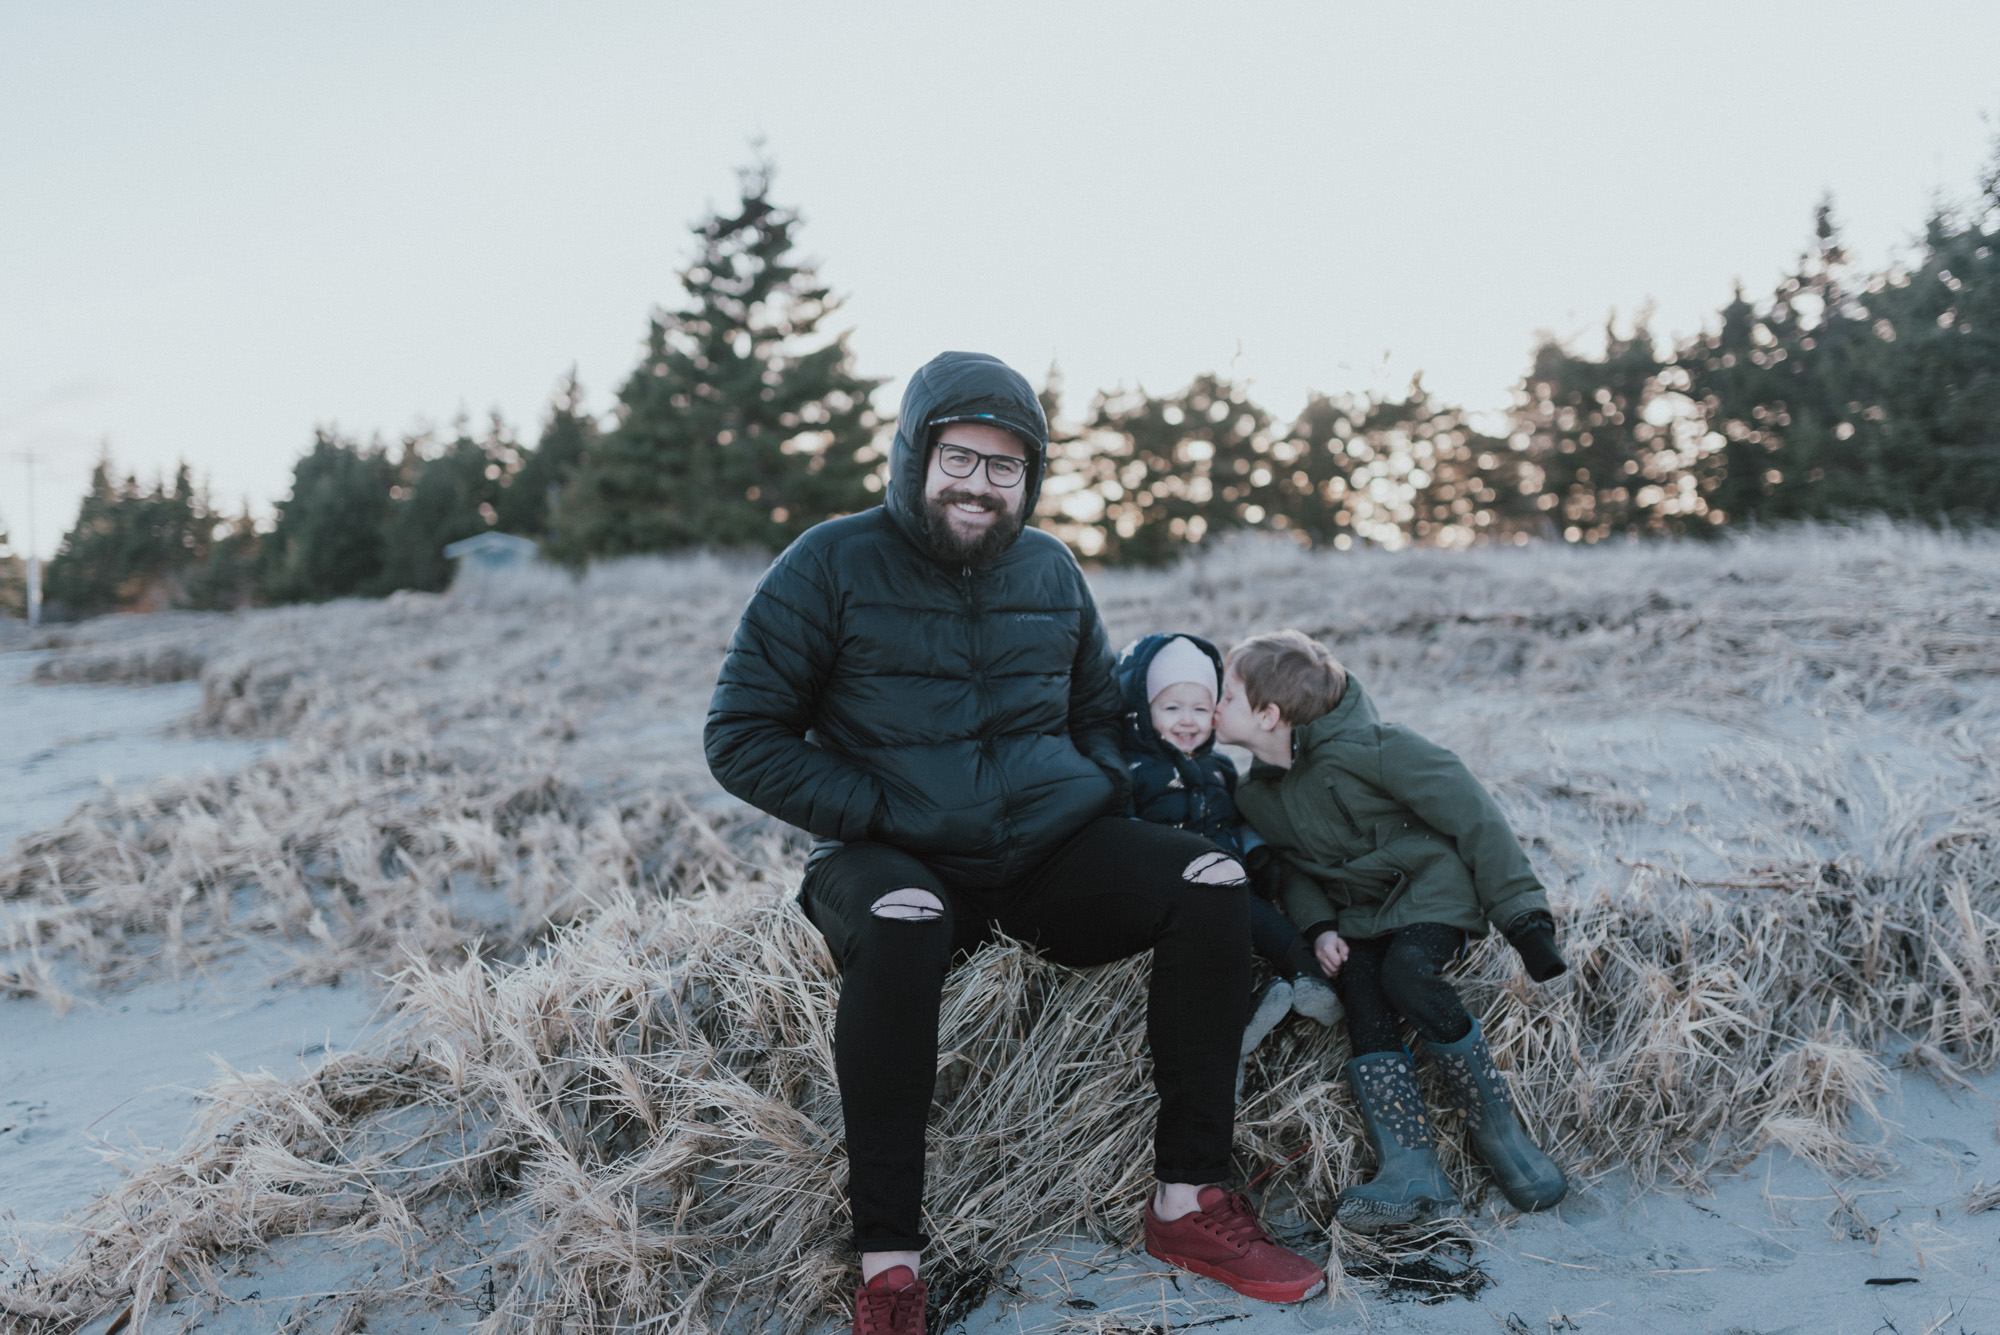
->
xmin=922 ymin=420 xmax=1031 ymax=565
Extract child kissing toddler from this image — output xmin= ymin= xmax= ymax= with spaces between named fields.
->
xmin=1116 ymin=633 xmax=1342 ymax=1087
xmin=1216 ymin=629 xmax=1568 ymax=1231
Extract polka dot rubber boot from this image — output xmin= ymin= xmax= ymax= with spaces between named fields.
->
xmin=1335 ymin=1049 xmax=1460 ymax=1232
xmin=1426 ymin=1018 xmax=1567 ymax=1213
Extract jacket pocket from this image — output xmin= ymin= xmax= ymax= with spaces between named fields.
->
xmin=1325 ymin=781 xmax=1361 ymax=833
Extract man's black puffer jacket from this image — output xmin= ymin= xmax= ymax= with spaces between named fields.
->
xmin=704 ymin=351 xmax=1129 ymax=894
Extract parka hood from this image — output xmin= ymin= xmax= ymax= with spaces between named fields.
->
xmin=1116 ymin=632 xmax=1226 ymax=758
xmin=885 ymin=351 xmax=1049 ymax=552
xmin=1291 ymin=674 xmax=1382 ymax=761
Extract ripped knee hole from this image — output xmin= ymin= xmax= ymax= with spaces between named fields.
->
xmin=1183 ymin=852 xmax=1247 ymax=886
xmin=870 ymin=888 xmax=944 ymax=921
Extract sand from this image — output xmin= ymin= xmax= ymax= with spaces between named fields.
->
xmin=5 ymin=527 xmax=2000 ymax=1334
xmin=0 ymin=651 xmax=268 ymax=855
xmin=59 ymin=1058 xmax=2000 ymax=1335
xmin=949 ymin=1057 xmax=2000 ymax=1334
xmin=0 ymin=654 xmax=379 ymax=1250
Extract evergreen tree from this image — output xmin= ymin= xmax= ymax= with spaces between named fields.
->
xmin=1516 ymin=316 xmax=1679 ymax=541
xmin=1730 ymin=201 xmax=1884 ymax=521
xmin=1282 ymin=381 xmax=1539 ymax=549
xmin=1042 ymin=373 xmax=1544 ymax=562
xmin=257 ymin=430 xmax=397 ymax=603
xmin=184 ymin=506 xmax=261 ymax=610
xmin=1536 ymin=161 xmax=2000 ymax=536
xmin=1196 ymin=379 xmax=1282 ymax=543
xmin=1071 ymin=376 xmax=1271 ymax=564
xmin=1676 ymin=283 xmax=1774 ymax=527
xmin=1033 ymin=364 xmax=1102 ymax=553
xmin=376 ymin=416 xmax=514 ymax=593
xmin=0 ymin=520 xmax=23 ymax=619
xmin=43 ymin=455 xmax=127 ymax=611
xmin=1670 ymin=191 xmax=1992 ymax=528
xmin=1861 ymin=178 xmax=2000 ymax=519
xmin=498 ymin=370 xmax=597 ymax=539
xmin=553 ymin=162 xmax=885 ymax=559
xmin=1253 ymin=391 xmax=1361 ymax=548
xmin=44 ymin=454 xmax=213 ymax=613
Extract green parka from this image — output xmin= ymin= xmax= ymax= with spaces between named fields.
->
xmin=1233 ymin=676 xmax=1549 ymax=942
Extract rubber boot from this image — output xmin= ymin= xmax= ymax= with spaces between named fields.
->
xmin=1335 ymin=1050 xmax=1460 ymax=1232
xmin=1426 ymin=1018 xmax=1567 ymax=1213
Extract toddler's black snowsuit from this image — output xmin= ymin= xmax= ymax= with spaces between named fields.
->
xmin=1116 ymin=632 xmax=1319 ymax=981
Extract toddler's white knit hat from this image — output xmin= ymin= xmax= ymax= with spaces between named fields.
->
xmin=1146 ymin=636 xmax=1218 ymax=703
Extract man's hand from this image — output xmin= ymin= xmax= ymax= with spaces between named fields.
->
xmin=1313 ymin=930 xmax=1348 ymax=976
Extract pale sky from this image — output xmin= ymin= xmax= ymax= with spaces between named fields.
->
xmin=3 ymin=2 xmax=1997 ymax=558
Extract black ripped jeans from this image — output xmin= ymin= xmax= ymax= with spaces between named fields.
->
xmin=801 ymin=817 xmax=1252 ymax=1253
xmin=1338 ymin=922 xmax=1474 ymax=1056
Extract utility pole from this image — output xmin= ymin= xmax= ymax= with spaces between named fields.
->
xmin=9 ymin=448 xmax=40 ymax=627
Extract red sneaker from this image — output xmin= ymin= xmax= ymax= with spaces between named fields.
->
xmin=1143 ymin=1186 xmax=1326 ymax=1303
xmin=853 ymin=1265 xmax=927 ymax=1335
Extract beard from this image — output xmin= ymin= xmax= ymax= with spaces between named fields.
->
xmin=923 ymin=487 xmax=1027 ymax=568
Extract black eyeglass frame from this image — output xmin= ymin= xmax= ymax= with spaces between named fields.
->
xmin=933 ymin=443 xmax=1030 ymax=487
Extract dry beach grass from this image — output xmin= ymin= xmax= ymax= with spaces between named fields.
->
xmin=3 ymin=524 xmax=1999 ymax=1332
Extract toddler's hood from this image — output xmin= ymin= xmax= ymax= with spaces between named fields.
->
xmin=1116 ymin=632 xmax=1226 ymax=758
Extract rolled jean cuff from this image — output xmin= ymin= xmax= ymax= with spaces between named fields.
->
xmin=852 ymin=1230 xmax=929 ymax=1254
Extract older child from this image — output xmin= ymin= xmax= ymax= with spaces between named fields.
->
xmin=1216 ymin=629 xmax=1568 ymax=1231
xmin=1115 ymin=634 xmax=1342 ymax=1077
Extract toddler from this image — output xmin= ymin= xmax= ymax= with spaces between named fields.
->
xmin=1215 ymin=629 xmax=1568 ymax=1231
xmin=1115 ymin=634 xmax=1343 ymax=1080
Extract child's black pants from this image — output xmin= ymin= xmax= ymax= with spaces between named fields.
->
xmin=1248 ymin=896 xmax=1321 ymax=979
xmin=801 ymin=817 xmax=1252 ymax=1254
xmin=1339 ymin=922 xmax=1475 ymax=1055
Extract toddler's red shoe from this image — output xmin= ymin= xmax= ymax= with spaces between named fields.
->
xmin=1143 ymin=1186 xmax=1326 ymax=1303
xmin=853 ymin=1265 xmax=927 ymax=1335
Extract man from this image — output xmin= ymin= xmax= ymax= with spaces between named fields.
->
xmin=706 ymin=351 xmax=1324 ymax=1335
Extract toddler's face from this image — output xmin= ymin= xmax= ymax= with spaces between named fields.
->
xmin=1150 ymin=681 xmax=1215 ymax=755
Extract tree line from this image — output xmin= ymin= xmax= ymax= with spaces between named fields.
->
xmin=17 ymin=151 xmax=2000 ymax=616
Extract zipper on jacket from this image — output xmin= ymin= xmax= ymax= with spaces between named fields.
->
xmin=963 ymin=563 xmax=1019 ymax=877
xmin=1327 ymin=780 xmax=1363 ymax=836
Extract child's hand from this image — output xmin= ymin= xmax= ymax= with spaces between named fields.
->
xmin=1313 ymin=930 xmax=1349 ymax=976
xmin=1504 ymin=911 xmax=1567 ymax=982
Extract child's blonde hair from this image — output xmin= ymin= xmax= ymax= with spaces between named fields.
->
xmin=1227 ymin=629 xmax=1347 ymax=724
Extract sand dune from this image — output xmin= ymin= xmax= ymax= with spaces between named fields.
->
xmin=4 ymin=525 xmax=1999 ymax=1334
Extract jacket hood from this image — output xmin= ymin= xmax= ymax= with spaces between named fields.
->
xmin=1116 ymin=632 xmax=1225 ymax=758
xmin=885 ymin=351 xmax=1049 ymax=551
xmin=1292 ymin=674 xmax=1381 ymax=761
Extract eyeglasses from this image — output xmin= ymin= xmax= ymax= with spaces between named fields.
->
xmin=935 ymin=443 xmax=1029 ymax=487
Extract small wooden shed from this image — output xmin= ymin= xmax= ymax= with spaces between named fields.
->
xmin=443 ymin=531 xmax=540 ymax=571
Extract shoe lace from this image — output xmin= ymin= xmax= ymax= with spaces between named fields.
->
xmin=1201 ymin=1192 xmax=1272 ymax=1248
xmin=857 ymin=1281 xmax=920 ymax=1335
